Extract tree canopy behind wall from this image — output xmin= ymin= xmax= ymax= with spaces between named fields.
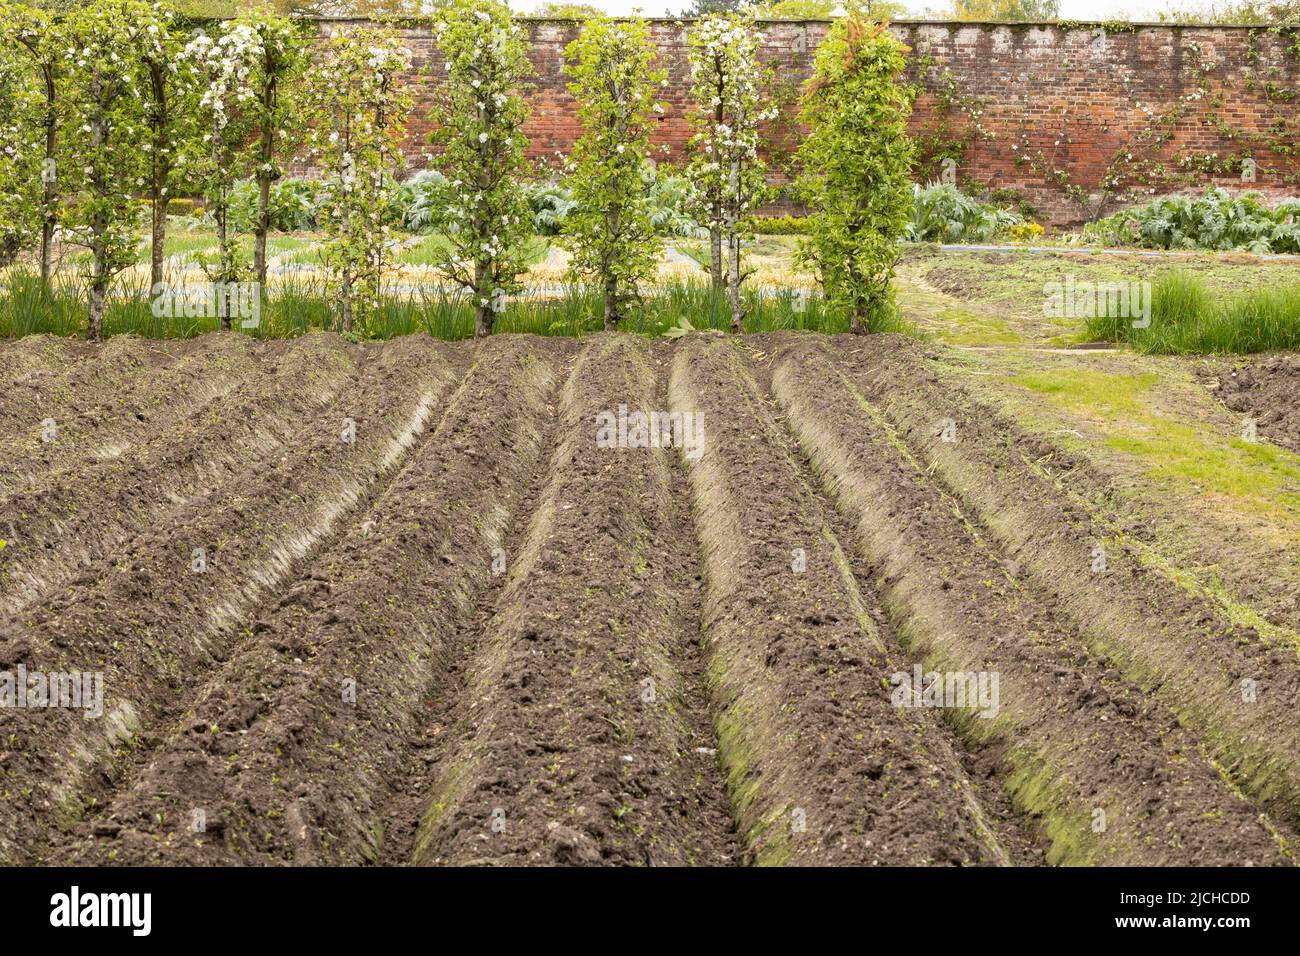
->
xmin=532 ymin=2 xmax=603 ymax=16
xmin=946 ymin=0 xmax=1062 ymax=20
xmin=27 ymin=0 xmax=452 ymax=15
xmin=1157 ymin=1 xmax=1300 ymax=23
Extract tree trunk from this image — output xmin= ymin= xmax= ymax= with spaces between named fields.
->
xmin=474 ymin=260 xmax=493 ymax=337
xmin=604 ymin=194 xmax=622 ymax=331
xmin=709 ymin=220 xmax=723 ymax=294
xmin=725 ymin=160 xmax=743 ymax=333
xmin=150 ymin=184 xmax=168 ymax=293
xmin=474 ymin=303 xmax=492 ymax=337
xmin=254 ymin=169 xmax=271 ymax=292
xmin=88 ymin=282 xmax=107 ymax=342
xmin=215 ymin=200 xmax=232 ymax=287
xmin=341 ymin=266 xmax=353 ymax=335
xmin=88 ymin=242 xmax=107 ymax=342
xmin=603 ymin=274 xmax=618 ymax=331
xmin=87 ymin=117 xmax=108 ymax=342
xmin=850 ymin=294 xmax=869 ymax=335
xmin=710 ymin=73 xmax=725 ymax=294
xmin=217 ymin=262 xmax=232 ymax=331
xmin=254 ymin=74 xmax=277 ymax=293
xmin=39 ymin=67 xmax=56 ymax=286
xmin=217 ymin=209 xmax=227 ymax=264
xmin=727 ymin=233 xmax=743 ymax=334
xmin=149 ymin=64 xmax=169 ymax=293
xmin=215 ymin=198 xmax=234 ymax=334
xmin=39 ymin=218 xmax=54 ymax=287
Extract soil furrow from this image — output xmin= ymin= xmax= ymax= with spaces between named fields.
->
xmin=374 ymin=343 xmax=578 ymax=866
xmin=770 ymin=334 xmax=1295 ymax=863
xmin=414 ymin=335 xmax=740 ymax=866
xmin=843 ymin=336 xmax=1300 ymax=838
xmin=4 ymin=329 xmax=1292 ymax=870
xmin=59 ymin=337 xmax=563 ymax=865
xmin=668 ymin=335 xmax=1020 ymax=865
xmin=0 ymin=335 xmax=458 ymax=863
xmin=796 ymin=431 xmax=1047 ymax=867
xmin=0 ymin=335 xmax=77 ymax=391
xmin=0 ymin=332 xmax=353 ymax=617
xmin=0 ymin=334 xmax=261 ymax=498
xmin=733 ymin=340 xmax=1046 ymax=866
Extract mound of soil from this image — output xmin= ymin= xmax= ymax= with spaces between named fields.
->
xmin=415 ymin=336 xmax=737 ymax=867
xmin=835 ymin=334 xmax=1300 ymax=843
xmin=766 ymin=336 xmax=1285 ymax=866
xmin=1206 ymin=355 xmax=1300 ymax=452
xmin=922 ymin=267 xmax=987 ymax=300
xmin=3 ymin=331 xmax=1297 ymax=868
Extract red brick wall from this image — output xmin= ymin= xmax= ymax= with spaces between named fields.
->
xmin=305 ymin=18 xmax=1300 ymax=229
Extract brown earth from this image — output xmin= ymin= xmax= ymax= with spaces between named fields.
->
xmin=816 ymin=335 xmax=1300 ymax=845
xmin=0 ymin=334 xmax=350 ymax=619
xmin=0 ymin=334 xmax=263 ymax=498
xmin=668 ymin=337 xmax=1025 ymax=865
xmin=764 ymin=337 xmax=1285 ymax=865
xmin=412 ymin=337 xmax=738 ymax=866
xmin=918 ymin=266 xmax=987 ymax=302
xmin=1204 ymin=354 xmax=1300 ymax=453
xmin=0 ymin=330 xmax=1296 ymax=867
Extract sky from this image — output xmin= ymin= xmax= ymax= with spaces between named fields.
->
xmin=508 ymin=1 xmax=1193 ymax=19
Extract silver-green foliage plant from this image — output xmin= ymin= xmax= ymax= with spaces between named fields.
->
xmin=399 ymin=170 xmax=450 ymax=233
xmin=795 ymin=15 xmax=914 ymax=333
xmin=906 ymin=183 xmax=1027 ymax=243
xmin=227 ymin=176 xmax=320 ymax=233
xmin=525 ymin=181 xmax=576 ymax=237
xmin=1084 ymin=188 xmax=1300 ymax=254
xmin=562 ymin=16 xmax=667 ymax=330
xmin=428 ymin=0 xmax=535 ymax=337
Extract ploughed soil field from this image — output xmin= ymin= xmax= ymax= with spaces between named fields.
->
xmin=2 ymin=329 xmax=1299 ymax=867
